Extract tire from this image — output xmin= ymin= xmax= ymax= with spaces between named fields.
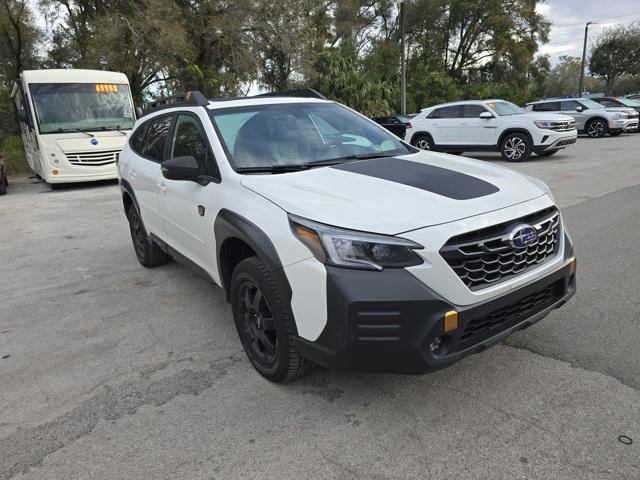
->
xmin=585 ymin=118 xmax=607 ymax=138
xmin=230 ymin=256 xmax=314 ymax=382
xmin=127 ymin=205 xmax=170 ymax=268
xmin=538 ymin=150 xmax=558 ymax=157
xmin=608 ymin=130 xmax=622 ymax=136
xmin=411 ymin=134 xmax=433 ymax=151
xmin=500 ymin=132 xmax=532 ymax=162
xmin=0 ymin=175 xmax=6 ymax=195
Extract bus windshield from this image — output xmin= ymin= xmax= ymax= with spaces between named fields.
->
xmin=29 ymin=83 xmax=135 ymax=134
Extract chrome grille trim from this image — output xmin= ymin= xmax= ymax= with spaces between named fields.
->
xmin=547 ymin=120 xmax=575 ymax=132
xmin=65 ymin=150 xmax=120 ymax=166
xmin=440 ymin=208 xmax=561 ymax=290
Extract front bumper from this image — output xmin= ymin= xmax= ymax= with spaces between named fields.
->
xmin=294 ymin=248 xmax=576 ymax=375
xmin=533 ymin=132 xmax=577 ymax=153
xmin=610 ymin=119 xmax=639 ymax=132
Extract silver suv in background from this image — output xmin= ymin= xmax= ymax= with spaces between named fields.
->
xmin=524 ymin=98 xmax=639 ymax=138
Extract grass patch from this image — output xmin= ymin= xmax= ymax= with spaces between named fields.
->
xmin=0 ymin=134 xmax=32 ymax=176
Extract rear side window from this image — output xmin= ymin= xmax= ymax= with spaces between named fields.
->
xmin=129 ymin=122 xmax=148 ymax=154
xmin=533 ymin=102 xmax=559 ymax=112
xmin=428 ymin=106 xmax=462 ymax=119
xmin=141 ymin=115 xmax=173 ymax=162
xmin=462 ymin=105 xmax=489 ymax=118
xmin=170 ymin=114 xmax=219 ymax=179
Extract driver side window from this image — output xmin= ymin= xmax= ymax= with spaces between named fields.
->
xmin=170 ymin=114 xmax=220 ymax=179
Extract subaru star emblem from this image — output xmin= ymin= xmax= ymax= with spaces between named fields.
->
xmin=508 ymin=224 xmax=538 ymax=249
xmin=90 ymin=138 xmax=98 ymax=145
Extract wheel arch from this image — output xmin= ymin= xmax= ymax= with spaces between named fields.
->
xmin=409 ymin=130 xmax=434 ymax=145
xmin=497 ymin=128 xmax=533 ymax=148
xmin=214 ymin=209 xmax=293 ymax=311
xmin=120 ymin=178 xmax=140 ymax=215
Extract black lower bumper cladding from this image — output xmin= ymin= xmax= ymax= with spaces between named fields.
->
xmin=294 ymin=237 xmax=576 ymax=375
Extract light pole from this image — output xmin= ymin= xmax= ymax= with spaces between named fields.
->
xmin=400 ymin=0 xmax=406 ymax=115
xmin=579 ymin=21 xmax=596 ymax=96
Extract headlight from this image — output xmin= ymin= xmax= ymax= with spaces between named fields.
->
xmin=534 ymin=120 xmax=556 ymax=129
xmin=289 ymin=214 xmax=424 ymax=270
xmin=614 ymin=113 xmax=627 ymax=119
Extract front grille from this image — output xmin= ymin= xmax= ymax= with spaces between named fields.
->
xmin=556 ymin=137 xmax=576 ymax=147
xmin=440 ymin=207 xmax=561 ymax=290
xmin=548 ymin=120 xmax=575 ymax=132
xmin=457 ymin=283 xmax=560 ymax=350
xmin=65 ymin=150 xmax=120 ymax=166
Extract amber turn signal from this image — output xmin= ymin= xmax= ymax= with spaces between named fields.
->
xmin=444 ymin=310 xmax=458 ymax=333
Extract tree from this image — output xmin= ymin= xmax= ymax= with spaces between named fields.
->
xmin=590 ymin=24 xmax=640 ymax=94
xmin=0 ymin=0 xmax=42 ymax=81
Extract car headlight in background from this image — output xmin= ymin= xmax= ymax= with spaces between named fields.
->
xmin=613 ymin=113 xmax=628 ymax=120
xmin=289 ymin=214 xmax=424 ymax=270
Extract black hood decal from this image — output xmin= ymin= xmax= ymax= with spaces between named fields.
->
xmin=332 ymin=157 xmax=499 ymax=200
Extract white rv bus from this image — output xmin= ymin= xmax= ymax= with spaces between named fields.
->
xmin=10 ymin=69 xmax=136 ymax=186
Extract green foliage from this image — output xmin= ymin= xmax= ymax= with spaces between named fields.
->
xmin=590 ymin=24 xmax=640 ymax=94
xmin=313 ymin=49 xmax=394 ymax=117
xmin=0 ymin=134 xmax=30 ymax=175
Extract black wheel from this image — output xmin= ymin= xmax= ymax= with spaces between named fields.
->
xmin=538 ymin=150 xmax=558 ymax=157
xmin=500 ymin=133 xmax=532 ymax=162
xmin=127 ymin=205 xmax=170 ymax=268
xmin=586 ymin=118 xmax=607 ymax=138
xmin=411 ymin=134 xmax=433 ymax=151
xmin=0 ymin=174 xmax=6 ymax=195
xmin=230 ymin=256 xmax=314 ymax=382
xmin=608 ymin=130 xmax=622 ymax=136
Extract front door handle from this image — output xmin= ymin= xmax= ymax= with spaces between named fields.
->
xmin=157 ymin=181 xmax=167 ymax=194
xmin=130 ymin=169 xmax=137 ymax=178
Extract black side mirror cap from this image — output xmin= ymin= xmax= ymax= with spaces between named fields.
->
xmin=161 ymin=156 xmax=199 ymax=181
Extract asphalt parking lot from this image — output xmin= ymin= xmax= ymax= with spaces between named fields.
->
xmin=1 ymin=134 xmax=639 ymax=480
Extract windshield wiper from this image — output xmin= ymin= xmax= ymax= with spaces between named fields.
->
xmin=312 ymin=152 xmax=394 ymax=164
xmin=55 ymin=128 xmax=94 ymax=137
xmin=235 ymin=164 xmax=312 ymax=174
xmin=96 ymin=126 xmax=128 ymax=135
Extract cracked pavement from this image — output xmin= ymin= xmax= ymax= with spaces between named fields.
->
xmin=1 ymin=134 xmax=639 ymax=479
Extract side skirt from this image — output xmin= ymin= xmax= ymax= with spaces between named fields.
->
xmin=149 ymin=233 xmax=217 ymax=286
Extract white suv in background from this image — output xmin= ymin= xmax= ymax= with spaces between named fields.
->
xmin=405 ymin=100 xmax=577 ymax=162
xmin=524 ymin=98 xmax=639 ymax=138
xmin=118 ymin=90 xmax=576 ymax=382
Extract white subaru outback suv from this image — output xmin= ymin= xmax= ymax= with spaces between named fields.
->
xmin=119 ymin=90 xmax=576 ymax=382
xmin=405 ymin=100 xmax=577 ymax=161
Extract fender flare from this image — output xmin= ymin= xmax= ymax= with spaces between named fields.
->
xmin=214 ymin=210 xmax=295 ymax=327
xmin=498 ymin=129 xmax=534 ymax=148
xmin=120 ymin=178 xmax=140 ymax=215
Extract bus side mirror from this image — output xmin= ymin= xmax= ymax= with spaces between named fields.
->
xmin=135 ymin=106 xmax=143 ymax=119
xmin=16 ymin=107 xmax=28 ymax=123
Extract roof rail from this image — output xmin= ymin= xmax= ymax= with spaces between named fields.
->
xmin=141 ymin=90 xmax=209 ymax=116
xmin=256 ymin=88 xmax=327 ymax=100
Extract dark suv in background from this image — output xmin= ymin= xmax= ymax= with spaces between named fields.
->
xmin=372 ymin=115 xmax=412 ymax=138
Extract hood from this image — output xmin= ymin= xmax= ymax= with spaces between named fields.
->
xmin=605 ymin=107 xmax=639 ymax=116
xmin=241 ymin=152 xmax=547 ymax=235
xmin=54 ymin=133 xmax=128 ymax=153
xmin=518 ymin=112 xmax=575 ymax=122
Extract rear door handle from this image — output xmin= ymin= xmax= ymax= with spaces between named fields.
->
xmin=130 ymin=169 xmax=137 ymax=178
xmin=157 ymin=181 xmax=167 ymax=194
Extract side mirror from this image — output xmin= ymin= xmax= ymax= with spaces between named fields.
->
xmin=575 ymin=105 xmax=584 ymax=112
xmin=479 ymin=111 xmax=493 ymax=119
xmin=161 ymin=156 xmax=199 ymax=181
xmin=16 ymin=107 xmax=28 ymax=123
xmin=135 ymin=106 xmax=144 ymax=119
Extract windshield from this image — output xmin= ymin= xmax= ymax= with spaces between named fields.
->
xmin=579 ymin=99 xmax=605 ymax=109
xmin=29 ymin=83 xmax=135 ymax=134
xmin=486 ymin=101 xmax=523 ymax=116
xmin=617 ymin=98 xmax=640 ymax=107
xmin=209 ymin=103 xmax=413 ymax=171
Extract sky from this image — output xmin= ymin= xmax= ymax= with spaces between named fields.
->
xmin=536 ymin=0 xmax=640 ymax=63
